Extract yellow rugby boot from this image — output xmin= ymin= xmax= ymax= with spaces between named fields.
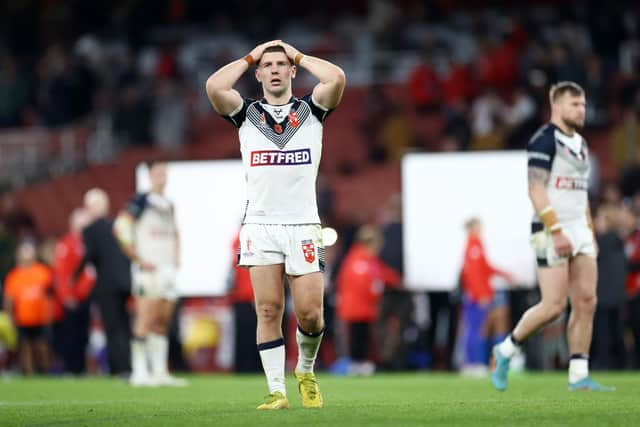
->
xmin=256 ymin=391 xmax=289 ymax=410
xmin=295 ymin=371 xmax=324 ymax=408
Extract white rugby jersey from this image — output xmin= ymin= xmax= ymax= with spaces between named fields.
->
xmin=224 ymin=94 xmax=332 ymax=225
xmin=527 ymin=123 xmax=590 ymax=226
xmin=126 ymin=192 xmax=177 ymax=266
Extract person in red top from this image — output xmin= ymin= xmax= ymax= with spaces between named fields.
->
xmin=3 ymin=240 xmax=54 ymax=374
xmin=460 ymin=218 xmax=513 ymax=374
xmin=53 ymin=208 xmax=95 ymax=374
xmin=622 ymin=205 xmax=640 ymax=368
xmin=336 ymin=225 xmax=400 ymax=375
xmin=229 ymin=232 xmax=259 ymax=372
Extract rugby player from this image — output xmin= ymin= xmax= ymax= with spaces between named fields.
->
xmin=205 ymin=40 xmax=345 ymax=409
xmin=492 ymin=82 xmax=614 ymax=392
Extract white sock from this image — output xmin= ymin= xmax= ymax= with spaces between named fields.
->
xmin=258 ymin=338 xmax=286 ymax=395
xmin=131 ymin=336 xmax=148 ymax=378
xmin=148 ymin=333 xmax=169 ymax=378
xmin=497 ymin=334 xmax=520 ymax=358
xmin=295 ymin=326 xmax=324 ymax=374
xmin=569 ymin=355 xmax=589 ymax=383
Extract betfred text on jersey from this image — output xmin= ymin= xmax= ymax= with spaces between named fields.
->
xmin=555 ymin=176 xmax=588 ymax=190
xmin=250 ymin=149 xmax=312 ymax=166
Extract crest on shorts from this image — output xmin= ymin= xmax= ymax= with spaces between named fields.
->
xmin=301 ymin=239 xmax=315 ymax=263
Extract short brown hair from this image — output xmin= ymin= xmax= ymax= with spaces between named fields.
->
xmin=258 ymin=45 xmax=291 ymax=65
xmin=355 ymin=224 xmax=383 ymax=246
xmin=549 ymin=81 xmax=585 ymax=104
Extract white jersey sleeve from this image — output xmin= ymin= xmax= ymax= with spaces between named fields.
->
xmin=528 ymin=124 xmax=590 ymax=227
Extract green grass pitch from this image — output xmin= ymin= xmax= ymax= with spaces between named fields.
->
xmin=1 ymin=372 xmax=638 ymax=426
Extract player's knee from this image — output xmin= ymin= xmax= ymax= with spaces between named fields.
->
xmin=133 ymin=320 xmax=150 ymax=337
xmin=256 ymin=301 xmax=283 ymax=323
xmin=575 ymin=293 xmax=597 ymax=315
xmin=296 ymin=307 xmax=323 ymax=329
xmin=545 ymin=300 xmax=566 ymax=322
xmin=151 ymin=322 xmax=168 ymax=335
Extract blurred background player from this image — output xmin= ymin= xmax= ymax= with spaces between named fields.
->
xmin=336 ymin=225 xmax=400 ymax=376
xmin=3 ymin=240 xmax=54 ymax=374
xmin=492 ymin=82 xmax=614 ymax=391
xmin=53 ymin=208 xmax=95 ymax=375
xmin=82 ymin=188 xmax=131 ymax=376
xmin=460 ymin=218 xmax=513 ymax=376
xmin=114 ymin=160 xmax=185 ymax=386
xmin=206 ymin=40 xmax=345 ymax=409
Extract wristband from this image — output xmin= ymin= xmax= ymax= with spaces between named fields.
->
xmin=549 ymin=223 xmax=562 ymax=235
xmin=539 ymin=205 xmax=560 ymax=232
xmin=243 ymin=54 xmax=255 ymax=67
xmin=539 ymin=206 xmax=554 ymax=216
xmin=294 ymin=53 xmax=305 ymax=65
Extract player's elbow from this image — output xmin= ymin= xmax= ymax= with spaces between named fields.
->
xmin=334 ymin=67 xmax=346 ymax=89
xmin=205 ymin=75 xmax=219 ymax=93
xmin=205 ymin=79 xmax=220 ymax=102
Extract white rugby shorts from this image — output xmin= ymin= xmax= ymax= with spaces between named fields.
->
xmin=238 ymin=223 xmax=325 ymax=276
xmin=531 ymin=222 xmax=596 ymax=267
xmin=132 ymin=265 xmax=178 ymax=301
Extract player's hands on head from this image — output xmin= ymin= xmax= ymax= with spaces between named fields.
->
xmin=552 ymin=232 xmax=573 ymax=258
xmin=278 ymin=41 xmax=301 ymax=63
xmin=248 ymin=40 xmax=282 ymax=64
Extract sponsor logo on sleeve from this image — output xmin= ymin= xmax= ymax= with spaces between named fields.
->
xmin=555 ymin=176 xmax=588 ymax=190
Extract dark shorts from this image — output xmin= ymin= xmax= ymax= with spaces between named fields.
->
xmin=18 ymin=325 xmax=46 ymax=341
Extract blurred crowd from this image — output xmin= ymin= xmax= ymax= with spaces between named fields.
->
xmin=1 ymin=183 xmax=639 ymax=376
xmin=0 ymin=1 xmax=640 ymax=375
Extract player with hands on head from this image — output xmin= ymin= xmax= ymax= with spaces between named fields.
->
xmin=206 ymin=40 xmax=345 ymax=409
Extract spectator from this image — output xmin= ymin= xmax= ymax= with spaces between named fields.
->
xmin=460 ymin=218 xmax=513 ymax=375
xmin=113 ymin=85 xmax=151 ymax=147
xmin=1 ymin=193 xmax=37 ymax=241
xmin=0 ymin=219 xmax=17 ymax=286
xmin=0 ymin=54 xmax=29 ymax=128
xmin=470 ymin=89 xmax=506 ymax=151
xmin=611 ymin=107 xmax=640 ymax=172
xmin=336 ymin=225 xmax=401 ymax=375
xmin=38 ymin=45 xmax=76 ymax=127
xmin=82 ymin=188 xmax=132 ymax=375
xmin=407 ymin=56 xmax=441 ymax=113
xmin=3 ymin=240 xmax=54 ymax=374
xmin=151 ymin=79 xmax=188 ymax=151
xmin=53 ymin=208 xmax=95 ymax=374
